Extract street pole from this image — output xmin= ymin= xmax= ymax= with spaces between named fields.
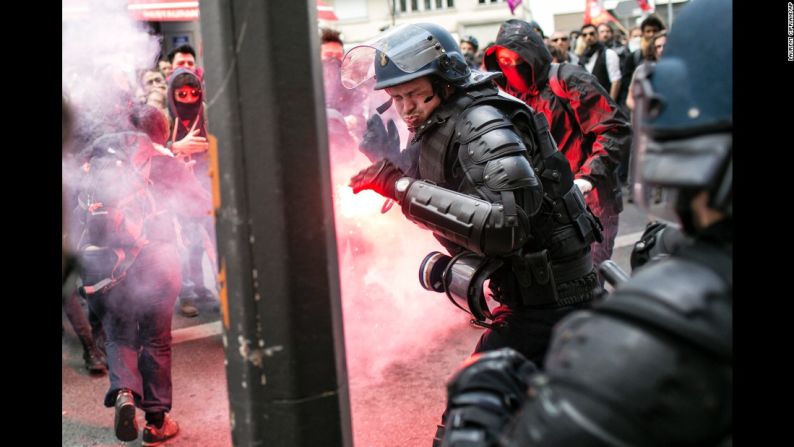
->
xmin=198 ymin=1 xmax=352 ymax=446
xmin=667 ymin=0 xmax=673 ymax=26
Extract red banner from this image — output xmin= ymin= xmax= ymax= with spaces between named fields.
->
xmin=583 ymin=0 xmax=621 ymax=27
xmin=128 ymin=0 xmax=199 ymax=22
xmin=637 ymin=0 xmax=655 ymax=12
xmin=317 ymin=0 xmax=338 ymax=21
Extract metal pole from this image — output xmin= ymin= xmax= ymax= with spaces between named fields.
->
xmin=198 ymin=1 xmax=352 ymax=446
xmin=667 ymin=0 xmax=673 ymax=26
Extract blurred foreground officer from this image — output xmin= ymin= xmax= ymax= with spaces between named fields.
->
xmin=440 ymin=0 xmax=732 ymax=445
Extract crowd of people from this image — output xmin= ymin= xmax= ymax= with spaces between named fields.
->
xmin=63 ymin=44 xmax=217 ymax=445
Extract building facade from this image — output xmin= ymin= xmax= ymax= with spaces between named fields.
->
xmin=330 ymin=0 xmax=689 ymax=48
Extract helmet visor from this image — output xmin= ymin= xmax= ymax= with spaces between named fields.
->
xmin=341 ymin=24 xmax=446 ymax=89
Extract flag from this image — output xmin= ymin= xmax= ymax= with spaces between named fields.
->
xmin=507 ymin=0 xmax=522 ymax=15
xmin=583 ymin=0 xmax=621 ymax=27
xmin=637 ymin=0 xmax=655 ymax=13
xmin=317 ymin=0 xmax=338 ymax=21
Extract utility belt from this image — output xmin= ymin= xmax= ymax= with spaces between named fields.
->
xmin=418 ymin=247 xmax=597 ymax=324
xmin=506 ymin=248 xmax=597 ymax=308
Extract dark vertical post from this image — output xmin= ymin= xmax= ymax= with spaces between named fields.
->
xmin=198 ymin=1 xmax=352 ymax=446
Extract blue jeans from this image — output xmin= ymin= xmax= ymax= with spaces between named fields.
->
xmin=88 ymin=242 xmax=181 ymax=413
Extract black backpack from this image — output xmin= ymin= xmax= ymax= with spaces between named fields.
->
xmin=73 ymin=132 xmax=166 ymax=296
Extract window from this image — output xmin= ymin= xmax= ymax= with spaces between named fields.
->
xmin=334 ymin=0 xmax=368 ymax=20
xmin=478 ymin=0 xmax=504 ymax=4
xmin=399 ymin=0 xmax=454 ymax=13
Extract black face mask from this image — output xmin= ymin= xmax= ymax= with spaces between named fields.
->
xmin=171 ymin=75 xmax=202 ymax=120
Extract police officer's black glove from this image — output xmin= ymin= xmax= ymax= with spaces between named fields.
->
xmin=441 ymin=348 xmax=538 ymax=447
xmin=359 ymin=114 xmax=400 ymax=164
xmin=349 ymin=158 xmax=405 ymax=201
xmin=630 ymin=221 xmax=690 ymax=271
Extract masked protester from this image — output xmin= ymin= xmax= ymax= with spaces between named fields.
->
xmin=166 ymin=67 xmax=216 ymax=317
xmin=342 ymin=23 xmax=603 ymax=444
xmin=483 ymin=20 xmax=631 ymax=287
xmin=440 ymin=1 xmax=732 ymax=445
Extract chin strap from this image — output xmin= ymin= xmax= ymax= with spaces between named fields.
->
xmin=376 ymin=98 xmax=393 ymax=114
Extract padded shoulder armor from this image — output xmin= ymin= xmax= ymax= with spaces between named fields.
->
xmin=454 ymin=105 xmax=541 ymax=208
xmin=601 ymin=256 xmax=732 ymax=359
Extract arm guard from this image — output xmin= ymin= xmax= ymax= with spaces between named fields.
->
xmin=398 ymin=105 xmax=543 ymax=257
xmin=398 ymin=178 xmax=528 ymax=257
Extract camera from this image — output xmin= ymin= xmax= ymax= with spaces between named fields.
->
xmin=418 ymin=251 xmax=503 ymax=322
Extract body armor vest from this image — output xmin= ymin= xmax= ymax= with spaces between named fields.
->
xmin=413 ymin=85 xmax=603 ymax=307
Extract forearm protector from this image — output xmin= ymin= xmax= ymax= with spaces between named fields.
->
xmin=396 ymin=179 xmax=528 ymax=256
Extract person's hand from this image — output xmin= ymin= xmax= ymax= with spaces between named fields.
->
xmin=359 ymin=114 xmax=400 ymax=163
xmin=171 ymin=129 xmax=208 ymax=157
xmin=574 ymin=178 xmax=593 ymax=195
xmin=446 ymin=348 xmax=537 ymax=413
xmin=440 ymin=348 xmax=538 ymax=446
xmin=349 ymin=159 xmax=404 ymax=200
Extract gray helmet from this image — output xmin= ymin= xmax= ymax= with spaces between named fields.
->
xmin=632 ymin=0 xmax=732 ymax=222
xmin=341 ymin=23 xmax=470 ymax=91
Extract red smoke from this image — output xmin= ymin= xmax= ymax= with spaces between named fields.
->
xmin=326 ymin=130 xmax=469 ymax=381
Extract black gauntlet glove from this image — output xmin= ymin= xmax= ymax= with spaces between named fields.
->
xmin=359 ymin=114 xmax=400 ymax=164
xmin=630 ymin=220 xmax=690 ymax=271
xmin=348 ymin=158 xmax=405 ymax=201
xmin=441 ymin=348 xmax=538 ymax=447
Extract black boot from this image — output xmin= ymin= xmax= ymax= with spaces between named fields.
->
xmin=82 ymin=342 xmax=107 ymax=375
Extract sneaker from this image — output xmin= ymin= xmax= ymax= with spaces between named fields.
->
xmin=114 ymin=389 xmax=138 ymax=442
xmin=179 ymin=300 xmax=199 ymax=318
xmin=142 ymin=414 xmax=180 ymax=446
xmin=83 ymin=346 xmax=107 ymax=375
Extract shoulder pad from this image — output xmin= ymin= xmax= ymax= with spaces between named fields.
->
xmin=456 ymin=104 xmax=514 ymax=144
xmin=456 ymin=112 xmax=527 ymax=165
xmin=483 ymin=155 xmax=538 ymax=192
xmin=600 ymin=256 xmax=731 ymax=359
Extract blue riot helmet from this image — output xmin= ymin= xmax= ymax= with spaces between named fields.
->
xmin=631 ymin=0 xmax=732 ymax=231
xmin=341 ymin=23 xmax=470 ymax=91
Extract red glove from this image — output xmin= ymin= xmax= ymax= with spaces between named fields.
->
xmin=349 ymin=159 xmax=405 ymax=201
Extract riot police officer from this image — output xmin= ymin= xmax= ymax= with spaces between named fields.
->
xmin=343 ymin=23 xmax=602 ymax=370
xmin=439 ymin=0 xmax=732 ymax=445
